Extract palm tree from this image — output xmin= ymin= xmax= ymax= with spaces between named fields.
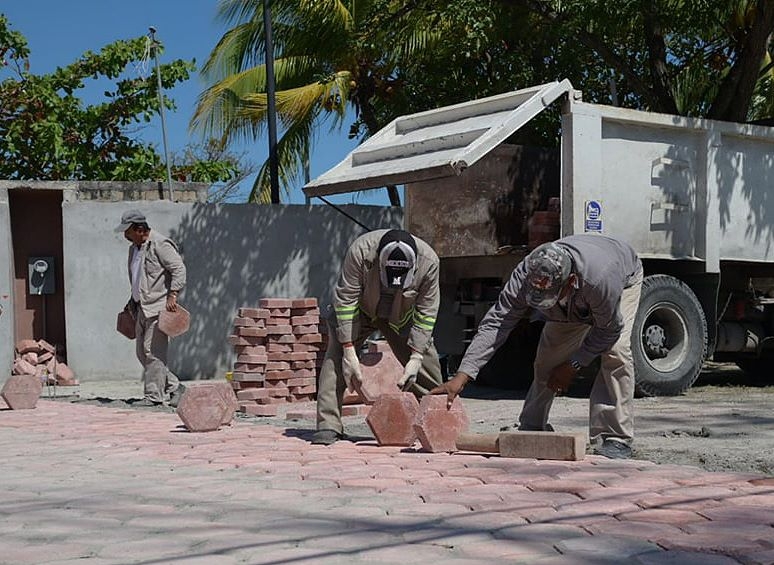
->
xmin=191 ymin=0 xmax=446 ymax=205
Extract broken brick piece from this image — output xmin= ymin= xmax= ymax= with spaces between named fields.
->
xmin=15 ymin=339 xmax=41 ymax=355
xmin=365 ymin=393 xmax=420 ymax=447
xmin=291 ymin=298 xmax=318 ymax=308
xmin=259 ymin=298 xmax=292 ymax=309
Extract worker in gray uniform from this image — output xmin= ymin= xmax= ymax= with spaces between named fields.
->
xmin=431 ymin=234 xmax=643 ymax=459
xmin=312 ymin=229 xmax=444 ymax=445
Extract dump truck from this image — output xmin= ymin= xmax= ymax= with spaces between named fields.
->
xmin=304 ymin=80 xmax=774 ymax=396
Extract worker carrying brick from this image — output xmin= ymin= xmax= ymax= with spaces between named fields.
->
xmin=432 ymin=234 xmax=643 ymax=459
xmin=312 ymin=229 xmax=444 ymax=445
xmin=116 ymin=209 xmax=186 ymax=407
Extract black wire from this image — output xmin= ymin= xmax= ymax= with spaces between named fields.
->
xmin=314 ymin=195 xmax=372 ymax=232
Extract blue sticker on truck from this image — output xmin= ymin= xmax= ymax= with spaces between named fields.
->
xmin=584 ymin=200 xmax=602 ymax=232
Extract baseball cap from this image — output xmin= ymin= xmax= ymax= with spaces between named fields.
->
xmin=377 ymin=230 xmax=418 ymax=289
xmin=114 ymin=209 xmax=148 ymax=232
xmin=524 ymin=242 xmax=572 ymax=309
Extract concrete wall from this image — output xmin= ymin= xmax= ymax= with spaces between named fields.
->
xmin=0 ymin=187 xmax=14 ymax=379
xmin=62 ymin=201 xmax=402 ymax=381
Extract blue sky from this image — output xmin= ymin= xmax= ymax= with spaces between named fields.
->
xmin=2 ymin=0 xmax=394 ymax=206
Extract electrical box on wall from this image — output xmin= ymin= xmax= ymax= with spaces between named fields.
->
xmin=28 ymin=256 xmax=55 ymax=295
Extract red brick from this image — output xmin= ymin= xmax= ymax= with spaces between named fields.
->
xmin=291 ymin=315 xmax=319 ymax=326
xmin=54 ymin=362 xmax=78 ymax=386
xmin=233 ymin=316 xmax=258 ymax=327
xmin=343 ymin=404 xmax=371 ymax=417
xmin=291 ymin=298 xmax=318 ymax=308
xmin=291 ymin=344 xmax=310 ymax=352
xmin=266 ymin=325 xmax=292 ymax=335
xmin=414 ymin=395 xmax=470 ymax=453
xmin=286 ymin=409 xmax=316 ymax=420
xmin=12 ymin=358 xmax=37 ymax=376
xmin=241 ymin=404 xmax=279 ymax=416
xmin=293 ymin=325 xmax=318 ymax=335
xmin=234 ymin=345 xmax=267 ymax=355
xmin=297 ymin=333 xmax=323 ymax=343
xmin=293 ymin=369 xmax=316 ymax=378
xmin=158 ymin=304 xmax=191 ymax=337
xmin=236 ymin=354 xmax=268 ymax=364
xmin=268 ymin=334 xmax=297 ymax=344
xmin=288 ymin=351 xmax=316 ymax=361
xmin=257 ymin=396 xmax=287 ymax=404
xmin=15 ymin=339 xmax=41 ymax=355
xmin=1 ymin=374 xmax=43 ymax=409
xmin=291 ymin=307 xmax=320 ymax=317
xmin=355 ymin=349 xmax=403 ymax=403
xmin=259 ymin=298 xmax=292 ymax=308
xmin=236 ymin=327 xmax=268 ymax=337
xmin=176 ymin=384 xmax=228 ymax=432
xmin=233 ymin=363 xmax=266 ymax=372
xmin=267 ymin=343 xmax=293 ymax=353
xmin=365 ymin=393 xmax=420 ymax=447
xmin=286 ymin=377 xmax=316 ymax=387
xmin=265 ymin=370 xmax=294 ymax=381
xmin=263 ymin=380 xmax=288 ymax=389
xmin=213 ymin=381 xmax=238 ymax=425
xmin=266 ymin=317 xmax=290 ymax=325
xmin=367 ymin=340 xmax=392 ymax=353
xmin=238 ymin=307 xmax=270 ymax=318
xmin=266 ymin=361 xmax=290 ymax=371
xmin=38 ymin=339 xmax=56 ymax=354
xmin=38 ymin=351 xmax=53 ymax=363
xmin=229 ymin=335 xmax=266 ymax=346
xmin=264 ymin=385 xmax=289 ymax=396
xmin=290 ymin=385 xmax=316 ymax=394
xmin=268 ymin=308 xmax=291 ymax=317
xmin=231 ymin=372 xmax=265 ymax=382
xmin=343 ymin=389 xmax=363 ymax=405
xmin=236 ymin=388 xmax=270 ymax=400
xmin=291 ymin=361 xmax=315 ymax=370
xmin=290 ymin=393 xmax=315 ymax=402
xmin=21 ymin=351 xmax=38 ymax=365
xmin=266 ymin=352 xmax=289 ymax=362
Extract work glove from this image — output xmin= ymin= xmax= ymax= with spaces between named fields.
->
xmin=341 ymin=345 xmax=362 ymax=391
xmin=398 ymin=351 xmax=424 ymax=392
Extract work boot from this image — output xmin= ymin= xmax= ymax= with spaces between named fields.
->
xmin=310 ymin=429 xmax=344 ymax=445
xmin=594 ymin=439 xmax=632 ymax=459
xmin=169 ymin=384 xmax=186 ymax=408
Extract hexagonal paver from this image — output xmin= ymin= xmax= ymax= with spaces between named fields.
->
xmin=354 ymin=349 xmax=403 ymax=404
xmin=158 ymin=306 xmax=190 ymax=338
xmin=414 ymin=395 xmax=470 ymax=453
xmin=214 ymin=381 xmax=238 ymax=425
xmin=365 ymin=392 xmax=420 ymax=446
xmin=2 ymin=374 xmax=43 ymax=410
xmin=176 ymin=383 xmax=228 ymax=432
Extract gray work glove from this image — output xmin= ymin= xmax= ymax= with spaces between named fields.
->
xmin=398 ymin=351 xmax=423 ymax=392
xmin=341 ymin=345 xmax=362 ymax=392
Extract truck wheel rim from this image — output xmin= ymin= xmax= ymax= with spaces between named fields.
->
xmin=640 ymin=303 xmax=689 ymax=373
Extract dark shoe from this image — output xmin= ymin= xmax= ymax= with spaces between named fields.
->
xmin=310 ymin=429 xmax=344 ymax=445
xmin=134 ymin=398 xmax=162 ymax=407
xmin=594 ymin=439 xmax=632 ymax=459
xmin=169 ymin=384 xmax=186 ymax=408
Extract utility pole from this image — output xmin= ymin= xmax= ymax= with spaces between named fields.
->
xmin=149 ymin=26 xmax=174 ymax=201
xmin=263 ymin=0 xmax=280 ymax=203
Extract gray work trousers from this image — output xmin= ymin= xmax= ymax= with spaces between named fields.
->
xmin=519 ymin=278 xmax=643 ymax=445
xmin=316 ymin=317 xmax=443 ymax=434
xmin=135 ymin=309 xmax=180 ymax=403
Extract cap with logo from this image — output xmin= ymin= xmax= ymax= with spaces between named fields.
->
xmin=114 ymin=209 xmax=148 ymax=233
xmin=524 ymin=241 xmax=572 ymax=309
xmin=377 ymin=230 xmax=418 ymax=289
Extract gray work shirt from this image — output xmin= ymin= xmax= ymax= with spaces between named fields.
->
xmin=458 ymin=234 xmax=643 ymax=378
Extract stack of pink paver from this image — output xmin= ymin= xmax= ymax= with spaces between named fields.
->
xmin=12 ymin=339 xmax=78 ymax=387
xmin=228 ymin=298 xmax=325 ymax=416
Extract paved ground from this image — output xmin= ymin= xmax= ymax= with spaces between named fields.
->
xmin=1 ymin=383 xmax=774 ymax=564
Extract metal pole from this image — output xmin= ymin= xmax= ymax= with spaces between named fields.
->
xmin=149 ymin=26 xmax=174 ymax=201
xmin=263 ymin=0 xmax=280 ymax=203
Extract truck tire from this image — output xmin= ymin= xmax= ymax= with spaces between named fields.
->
xmin=632 ymin=275 xmax=707 ymax=396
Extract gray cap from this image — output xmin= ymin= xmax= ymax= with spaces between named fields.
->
xmin=114 ymin=209 xmax=148 ymax=232
xmin=524 ymin=242 xmax=572 ymax=309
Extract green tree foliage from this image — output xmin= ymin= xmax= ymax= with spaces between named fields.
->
xmin=0 ymin=15 xmax=244 ymax=191
xmin=195 ymin=1 xmax=774 ymax=205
